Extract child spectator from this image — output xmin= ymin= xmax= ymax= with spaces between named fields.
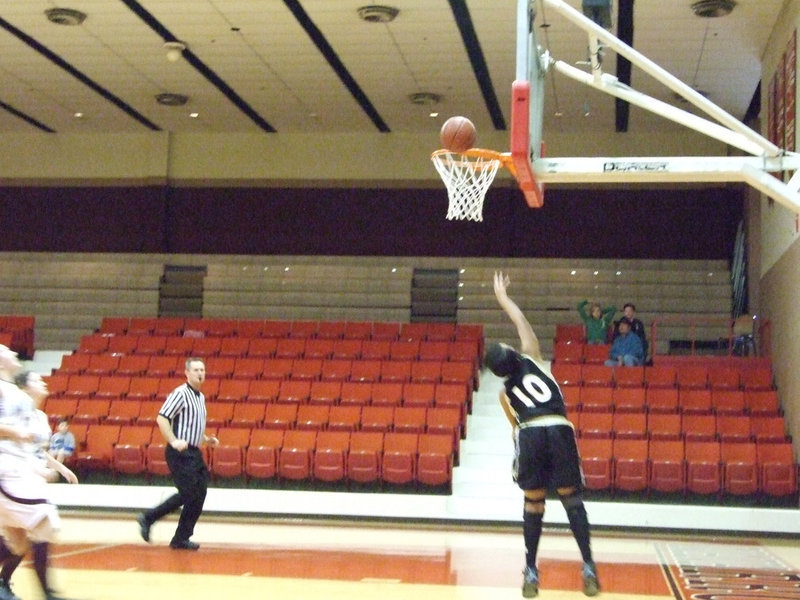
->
xmin=48 ymin=419 xmax=75 ymax=464
xmin=577 ymin=300 xmax=616 ymax=344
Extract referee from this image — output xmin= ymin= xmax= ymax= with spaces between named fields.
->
xmin=137 ymin=357 xmax=218 ymax=550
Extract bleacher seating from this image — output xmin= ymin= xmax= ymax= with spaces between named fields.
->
xmin=43 ymin=317 xmax=480 ymax=490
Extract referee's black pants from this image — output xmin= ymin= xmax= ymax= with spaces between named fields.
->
xmin=146 ymin=445 xmax=209 ymax=543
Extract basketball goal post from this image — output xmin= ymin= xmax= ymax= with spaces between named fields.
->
xmin=433 ymin=0 xmax=800 ymax=219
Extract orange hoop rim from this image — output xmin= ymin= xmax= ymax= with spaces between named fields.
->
xmin=430 ymin=148 xmax=516 ymax=175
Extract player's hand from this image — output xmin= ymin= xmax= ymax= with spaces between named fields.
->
xmin=170 ymin=439 xmax=189 ymax=452
xmin=493 ymin=270 xmax=510 ymax=297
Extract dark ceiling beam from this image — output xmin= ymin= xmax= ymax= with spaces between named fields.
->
xmin=0 ymin=16 xmax=160 ymax=131
xmin=283 ymin=0 xmax=389 ymax=132
xmin=615 ymin=0 xmax=634 ymax=132
xmin=448 ymin=0 xmax=506 ymax=130
xmin=120 ymin=0 xmax=276 ymax=133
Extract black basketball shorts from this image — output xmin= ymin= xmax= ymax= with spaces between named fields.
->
xmin=513 ymin=421 xmax=583 ymax=492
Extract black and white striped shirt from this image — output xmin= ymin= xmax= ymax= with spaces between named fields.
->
xmin=159 ymin=383 xmax=207 ymax=447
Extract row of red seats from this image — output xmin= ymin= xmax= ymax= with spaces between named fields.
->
xmin=76 ymin=335 xmax=481 ymax=365
xmin=561 ymin=385 xmax=781 ymax=415
xmin=43 ymin=375 xmax=469 ymax=412
xmin=57 ymin=355 xmax=477 ymax=390
xmin=100 ymin=317 xmax=483 ymax=344
xmin=578 ymin=438 xmax=797 ymax=498
xmin=551 ymin=363 xmax=773 ymax=391
xmin=571 ymin=411 xmax=789 ymax=444
xmin=46 ymin=399 xmax=462 ymax=443
xmin=0 ymin=315 xmax=35 ymax=358
xmin=71 ymin=423 xmax=454 ymax=487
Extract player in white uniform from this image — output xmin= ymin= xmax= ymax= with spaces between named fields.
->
xmin=484 ymin=272 xmax=599 ymax=598
xmin=0 ymin=345 xmax=78 ymax=600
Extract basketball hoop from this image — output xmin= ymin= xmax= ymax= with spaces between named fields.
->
xmin=431 ymin=148 xmax=513 ymax=221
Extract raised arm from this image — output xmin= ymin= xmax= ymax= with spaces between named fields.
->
xmin=493 ymin=271 xmax=542 ymax=360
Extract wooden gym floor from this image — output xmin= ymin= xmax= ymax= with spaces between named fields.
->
xmin=7 ymin=512 xmax=800 ymax=600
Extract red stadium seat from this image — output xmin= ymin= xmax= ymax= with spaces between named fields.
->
xmin=58 ymin=353 xmax=90 ymax=375
xmin=116 ymin=354 xmax=151 ymax=377
xmin=347 ymin=432 xmax=383 ymax=483
xmin=316 ymin=321 xmax=346 ymax=339
xmin=577 ymin=438 xmax=613 ymax=491
xmin=275 ymin=338 xmax=306 ymax=359
xmin=613 ymin=439 xmax=649 ymax=492
xmin=246 ymin=380 xmax=281 ymax=403
xmin=339 ymin=382 xmax=372 ymax=406
xmin=648 ymin=440 xmax=685 ymax=494
xmin=612 ymin=387 xmax=646 ymax=413
xmin=105 ymin=399 xmax=143 ymax=425
xmin=721 ymin=442 xmax=758 ymax=496
xmin=245 ymin=429 xmax=283 ymax=481
xmin=417 ymin=433 xmax=454 ymax=487
xmin=676 ymin=365 xmax=708 ymax=389
xmin=646 ymin=413 xmax=682 ymax=441
xmin=552 ymin=341 xmax=584 ymax=364
xmin=685 ymin=441 xmax=722 ymax=496
xmin=72 ymin=398 xmax=111 ymax=425
xmin=263 ymin=404 xmax=297 ymax=430
xmin=320 ymin=359 xmax=352 ymax=381
xmin=716 ymin=415 xmax=752 ymax=443
xmin=313 ymin=431 xmax=350 ymax=482
xmin=303 ymin=339 xmax=335 ymax=359
xmin=370 ymin=382 xmax=404 ymax=407
xmin=381 ymin=432 xmax=418 ymax=485
xmin=758 ymin=442 xmax=798 ymax=497
xmin=232 ymin=357 xmax=265 ymax=380
xmin=278 ymin=430 xmax=317 ymax=481
xmin=296 ymin=405 xmax=330 ymax=431
xmin=328 ymin=406 xmax=362 ymax=432
xmin=644 ymin=366 xmax=676 ymax=389
xmin=229 ymin=403 xmax=266 ymax=429
xmin=236 ymin=320 xmax=265 ymax=338
xmin=309 ymin=381 xmax=341 ymax=406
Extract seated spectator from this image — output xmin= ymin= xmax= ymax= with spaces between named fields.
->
xmin=614 ymin=303 xmax=648 ymax=358
xmin=577 ymin=299 xmax=616 ymax=344
xmin=605 ymin=320 xmax=644 ymax=367
xmin=49 ymin=418 xmax=75 ymax=464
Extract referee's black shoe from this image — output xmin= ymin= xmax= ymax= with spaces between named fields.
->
xmin=137 ymin=514 xmax=151 ymax=543
xmin=170 ymin=539 xmax=200 ymax=550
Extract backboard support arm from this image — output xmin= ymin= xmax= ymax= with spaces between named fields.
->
xmin=513 ymin=0 xmax=800 ymax=213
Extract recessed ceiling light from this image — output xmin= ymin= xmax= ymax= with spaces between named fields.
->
xmin=690 ymin=0 xmax=735 ymax=17
xmin=45 ymin=8 xmax=87 ymax=26
xmin=409 ymin=92 xmax=441 ymax=105
xmin=155 ymin=93 xmax=189 ymax=106
xmin=357 ymin=5 xmax=399 ymax=23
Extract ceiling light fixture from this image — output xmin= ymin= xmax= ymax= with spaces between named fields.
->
xmin=44 ymin=8 xmax=87 ymax=26
xmin=357 ymin=5 xmax=399 ymax=23
xmin=690 ymin=0 xmax=735 ymax=17
xmin=163 ymin=40 xmax=187 ymax=62
xmin=156 ymin=93 xmax=189 ymax=106
xmin=409 ymin=92 xmax=441 ymax=105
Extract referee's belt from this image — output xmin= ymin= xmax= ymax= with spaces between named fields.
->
xmin=517 ymin=414 xmax=574 ymax=429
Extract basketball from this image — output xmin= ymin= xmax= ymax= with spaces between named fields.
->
xmin=440 ymin=116 xmax=477 ymax=153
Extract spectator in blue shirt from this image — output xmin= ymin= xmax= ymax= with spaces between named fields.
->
xmin=604 ymin=320 xmax=644 ymax=366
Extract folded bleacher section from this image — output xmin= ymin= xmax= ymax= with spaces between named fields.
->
xmin=44 ymin=318 xmax=483 ymax=493
xmin=551 ymin=324 xmax=797 ymax=503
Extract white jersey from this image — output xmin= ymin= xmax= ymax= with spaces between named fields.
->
xmin=0 ymin=379 xmax=37 ymax=459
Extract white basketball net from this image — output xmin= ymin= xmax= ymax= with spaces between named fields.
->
xmin=431 ymin=150 xmax=503 ymax=222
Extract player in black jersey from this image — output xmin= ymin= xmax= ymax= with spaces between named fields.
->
xmin=484 ymin=271 xmax=599 ymax=598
